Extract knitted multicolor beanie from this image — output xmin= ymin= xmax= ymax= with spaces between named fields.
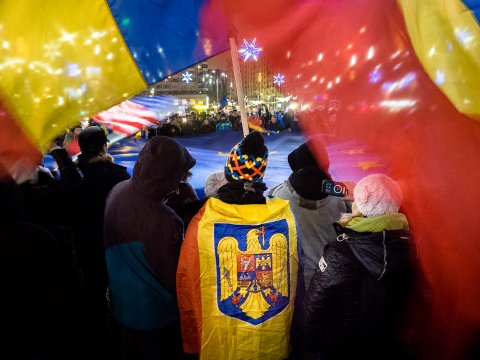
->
xmin=225 ymin=131 xmax=269 ymax=182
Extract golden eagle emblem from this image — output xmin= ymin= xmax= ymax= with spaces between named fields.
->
xmin=216 ymin=225 xmax=290 ymax=324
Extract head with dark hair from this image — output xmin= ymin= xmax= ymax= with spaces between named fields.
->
xmin=78 ymin=126 xmax=108 ymax=158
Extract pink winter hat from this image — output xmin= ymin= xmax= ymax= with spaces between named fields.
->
xmin=353 ymin=174 xmax=402 ymax=217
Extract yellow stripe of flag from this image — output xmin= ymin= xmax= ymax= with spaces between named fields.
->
xmin=0 ymin=0 xmax=146 ymax=150
xmin=399 ymin=0 xmax=480 ymax=119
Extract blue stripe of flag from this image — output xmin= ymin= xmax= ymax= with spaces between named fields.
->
xmin=463 ymin=0 xmax=480 ymax=24
xmin=107 ymin=0 xmax=228 ymax=84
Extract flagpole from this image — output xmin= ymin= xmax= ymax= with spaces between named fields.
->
xmin=229 ymin=37 xmax=249 ymax=137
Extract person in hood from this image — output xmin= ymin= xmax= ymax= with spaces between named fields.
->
xmin=269 ymin=140 xmax=347 ymax=289
xmin=104 ymin=136 xmax=196 ymax=359
xmin=303 ymin=174 xmax=416 ymax=360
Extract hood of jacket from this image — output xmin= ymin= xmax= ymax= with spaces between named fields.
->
xmin=131 ymin=136 xmax=196 ymax=200
xmin=333 ymin=215 xmax=411 ymax=280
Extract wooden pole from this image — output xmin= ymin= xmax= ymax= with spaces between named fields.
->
xmin=229 ymin=37 xmax=249 ymax=137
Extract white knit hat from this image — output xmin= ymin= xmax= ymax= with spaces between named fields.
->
xmin=353 ymin=174 xmax=402 ymax=217
xmin=204 ymin=171 xmax=228 ymax=198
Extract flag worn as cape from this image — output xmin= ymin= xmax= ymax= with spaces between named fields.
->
xmin=177 ymin=197 xmax=298 ymax=360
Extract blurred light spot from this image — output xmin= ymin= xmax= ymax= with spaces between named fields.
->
xmin=85 ymin=39 xmax=92 ymax=45
xmin=287 ymin=51 xmax=291 ymax=59
xmin=428 ymin=47 xmax=435 ymax=57
xmin=367 ymin=46 xmax=374 ymax=60
xmin=86 ymin=66 xmax=101 ymax=75
xmin=349 ymin=54 xmax=357 ymax=67
xmin=360 ymin=26 xmax=366 ymax=34
xmin=203 ymin=38 xmax=212 ymax=56
xmin=335 ymin=76 xmax=340 ymax=84
xmin=60 ymin=31 xmax=76 ymax=44
xmin=380 ymin=99 xmax=416 ymax=110
xmin=67 ymin=63 xmax=81 ymax=77
xmin=308 ymin=60 xmax=313 ymax=66
xmin=317 ymin=53 xmax=323 ymax=62
xmin=435 ymin=70 xmax=445 ymax=85
xmin=327 ymin=81 xmax=333 ymax=89
xmin=320 ymin=77 xmax=325 ymax=84
xmin=91 ymin=31 xmax=107 ymax=39
xmin=390 ymin=50 xmax=401 ymax=59
xmin=106 ymin=53 xmax=114 ymax=60
xmin=94 ymin=45 xmax=100 ymax=55
xmin=369 ymin=69 xmax=382 ymax=83
xmin=381 ymin=72 xmax=416 ymax=93
xmin=455 ymin=28 xmax=473 ymax=45
xmin=347 ymin=43 xmax=353 ymax=50
xmin=311 ymin=75 xmax=317 ymax=82
xmin=2 ymin=41 xmax=9 ymax=49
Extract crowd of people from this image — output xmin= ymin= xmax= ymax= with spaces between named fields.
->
xmin=146 ymin=106 xmax=301 ymax=139
xmin=4 ymin=116 xmax=419 ymax=360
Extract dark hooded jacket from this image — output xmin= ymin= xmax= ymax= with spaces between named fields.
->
xmin=1 ymin=173 xmax=77 ymax=359
xmin=303 ymin=217 xmax=415 ymax=360
xmin=103 ymin=136 xmax=196 ymax=331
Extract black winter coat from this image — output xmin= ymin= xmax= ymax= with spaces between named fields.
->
xmin=303 ymin=223 xmax=415 ymax=360
xmin=1 ymin=173 xmax=78 ymax=359
xmin=71 ymin=155 xmax=130 ymax=334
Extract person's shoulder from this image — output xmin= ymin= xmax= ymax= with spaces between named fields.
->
xmin=268 ymin=181 xmax=290 ymax=198
xmin=110 ymin=163 xmax=131 ymax=178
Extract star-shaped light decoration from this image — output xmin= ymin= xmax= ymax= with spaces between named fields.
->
xmin=239 ymin=38 xmax=263 ymax=62
xmin=182 ymin=71 xmax=193 ymax=83
xmin=273 ymin=73 xmax=285 ymax=86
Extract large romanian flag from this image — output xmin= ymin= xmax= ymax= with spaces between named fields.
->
xmin=0 ymin=0 xmax=228 ymax=173
xmin=3 ymin=1 xmax=480 ymax=357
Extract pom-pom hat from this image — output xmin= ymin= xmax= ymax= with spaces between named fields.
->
xmin=225 ymin=131 xmax=268 ymax=182
xmin=353 ymin=174 xmax=402 ymax=217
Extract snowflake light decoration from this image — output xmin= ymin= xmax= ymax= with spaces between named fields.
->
xmin=273 ymin=73 xmax=285 ymax=86
xmin=239 ymin=38 xmax=263 ymax=62
xmin=182 ymin=71 xmax=193 ymax=83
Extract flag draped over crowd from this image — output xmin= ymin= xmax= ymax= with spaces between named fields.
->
xmin=1 ymin=0 xmax=480 ymax=357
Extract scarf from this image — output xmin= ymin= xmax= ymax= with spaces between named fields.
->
xmin=345 ymin=213 xmax=409 ymax=233
xmin=216 ymin=181 xmax=267 ymax=205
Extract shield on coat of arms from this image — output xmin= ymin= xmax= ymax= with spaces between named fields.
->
xmin=214 ymin=220 xmax=291 ymax=325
